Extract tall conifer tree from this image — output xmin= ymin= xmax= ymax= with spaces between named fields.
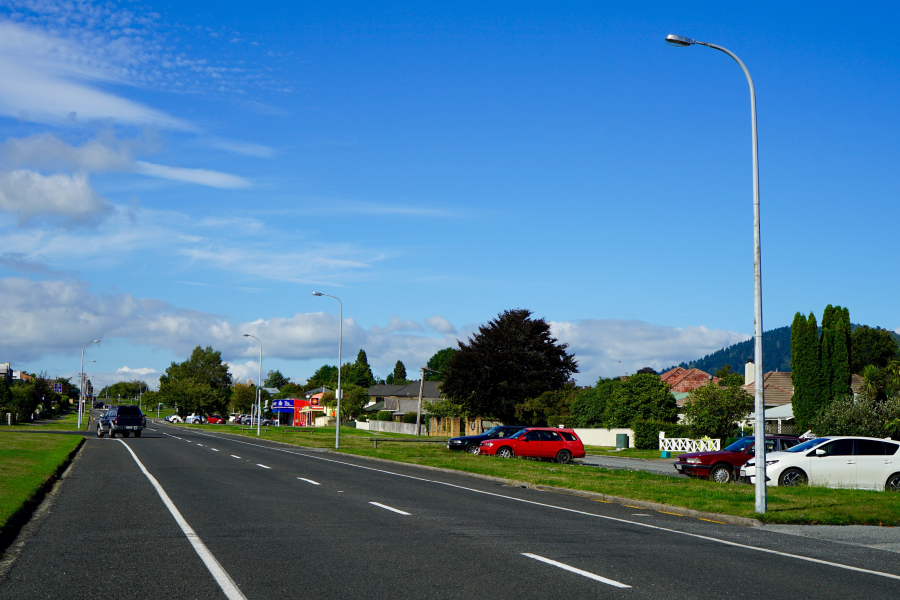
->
xmin=791 ymin=312 xmax=812 ymax=428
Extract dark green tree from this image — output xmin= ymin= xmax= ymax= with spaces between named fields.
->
xmin=440 ymin=309 xmax=578 ymax=422
xmin=264 ymin=369 xmax=289 ymax=389
xmin=820 ymin=304 xmax=852 ymax=402
xmin=158 ymin=346 xmax=233 ymax=416
xmin=425 ymin=348 xmax=456 ymax=381
xmin=682 ymin=383 xmax=754 ymax=440
xmin=320 ymin=383 xmax=369 ymax=420
xmin=569 ymin=378 xmax=622 ymax=427
xmin=604 ymin=373 xmax=677 ymax=427
xmin=0 ymin=379 xmax=13 ymax=413
xmin=850 ymin=326 xmax=900 ymax=374
xmin=791 ymin=312 xmax=813 ymax=429
xmin=514 ymin=385 xmax=579 ymax=426
xmin=274 ymin=382 xmax=304 ymax=399
xmin=636 ymin=367 xmax=657 ymax=375
xmin=386 ymin=360 xmax=409 ymax=385
xmin=305 ymin=365 xmax=338 ymax=390
xmin=342 ymin=350 xmax=377 ymax=389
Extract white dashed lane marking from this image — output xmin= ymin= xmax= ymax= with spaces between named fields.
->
xmin=522 ymin=554 xmax=630 ymax=588
xmin=257 ymin=464 xmax=271 ymax=469
xmin=369 ymin=502 xmax=410 ymax=515
xmin=231 ymin=455 xmax=241 ymax=459
xmin=297 ymin=478 xmax=320 ymax=485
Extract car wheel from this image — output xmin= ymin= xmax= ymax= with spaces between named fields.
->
xmin=466 ymin=443 xmax=480 ymax=455
xmin=497 ymin=447 xmax=514 ymax=459
xmin=709 ymin=464 xmax=733 ymax=483
xmin=134 ymin=430 xmax=141 ymax=438
xmin=109 ymin=429 xmax=116 ymax=438
xmin=778 ymin=468 xmax=807 ymax=487
xmin=96 ymin=425 xmax=104 ymax=438
xmin=556 ymin=450 xmax=572 ymax=464
xmin=886 ymin=473 xmax=900 ymax=492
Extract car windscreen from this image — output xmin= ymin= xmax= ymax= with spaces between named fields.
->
xmin=786 ymin=438 xmax=829 ymax=453
xmin=509 ymin=429 xmax=527 ymax=439
xmin=724 ymin=438 xmax=754 ymax=452
xmin=483 ymin=426 xmax=503 ymax=437
xmin=117 ymin=406 xmax=142 ymax=416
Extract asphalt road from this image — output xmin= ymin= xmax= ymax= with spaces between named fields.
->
xmin=3 ymin=422 xmax=900 ymax=599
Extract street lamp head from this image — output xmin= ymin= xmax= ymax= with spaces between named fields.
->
xmin=312 ymin=291 xmax=323 ymax=296
xmin=91 ymin=339 xmax=100 ymax=343
xmin=242 ymin=333 xmax=250 ymax=337
xmin=665 ymin=34 xmax=695 ymax=47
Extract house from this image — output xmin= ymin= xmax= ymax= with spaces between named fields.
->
xmin=366 ymin=381 xmax=442 ymax=415
xmin=741 ymin=362 xmax=793 ymax=407
xmin=659 ymin=367 xmax=719 ymax=394
xmin=0 ymin=363 xmax=11 ymax=386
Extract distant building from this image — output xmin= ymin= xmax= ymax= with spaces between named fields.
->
xmin=366 ymin=381 xmax=442 ymax=415
xmin=659 ymin=367 xmax=719 ymax=394
xmin=0 ymin=363 xmax=11 ymax=386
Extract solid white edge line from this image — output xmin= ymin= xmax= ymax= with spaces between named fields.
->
xmin=115 ymin=440 xmax=247 ymax=600
xmin=257 ymin=464 xmax=271 ymax=469
xmin=297 ymin=478 xmax=321 ymax=485
xmin=369 ymin=501 xmax=411 ymax=515
xmin=159 ymin=425 xmax=900 ymax=583
xmin=522 ymin=553 xmax=630 ymax=588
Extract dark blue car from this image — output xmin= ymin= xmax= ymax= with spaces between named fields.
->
xmin=447 ymin=425 xmax=526 ymax=454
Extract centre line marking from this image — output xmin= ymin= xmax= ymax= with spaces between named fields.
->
xmin=115 ymin=440 xmax=247 ymax=600
xmin=210 ymin=448 xmax=219 ymax=452
xmin=369 ymin=502 xmax=410 ymax=515
xmin=522 ymin=554 xmax=630 ymax=588
xmin=231 ymin=455 xmax=241 ymax=459
xmin=178 ymin=429 xmax=900 ymax=583
xmin=297 ymin=478 xmax=321 ymax=485
xmin=257 ymin=464 xmax=271 ymax=469
xmin=197 ymin=444 xmax=203 ymax=446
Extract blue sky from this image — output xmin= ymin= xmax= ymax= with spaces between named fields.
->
xmin=1 ymin=1 xmax=897 ymax=389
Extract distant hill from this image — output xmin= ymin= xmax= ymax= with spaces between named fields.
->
xmin=668 ymin=324 xmax=900 ymax=376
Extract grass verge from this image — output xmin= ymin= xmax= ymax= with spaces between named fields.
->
xmin=0 ymin=432 xmax=83 ymax=536
xmin=158 ymin=421 xmax=900 ymax=525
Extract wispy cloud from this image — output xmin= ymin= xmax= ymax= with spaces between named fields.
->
xmin=134 ymin=161 xmax=252 ymax=189
xmin=210 ymin=138 xmax=275 ymax=158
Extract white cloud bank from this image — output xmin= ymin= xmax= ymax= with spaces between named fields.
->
xmin=1 ymin=277 xmax=751 ymax=385
xmin=0 ymin=170 xmax=112 ymax=226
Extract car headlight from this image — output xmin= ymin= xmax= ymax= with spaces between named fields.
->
xmin=450 ymin=440 xmax=463 ymax=444
xmin=764 ymin=460 xmax=779 ymax=466
xmin=483 ymin=442 xmax=494 ymax=447
xmin=685 ymin=458 xmax=702 ymax=464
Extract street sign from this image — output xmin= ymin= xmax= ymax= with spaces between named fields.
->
xmin=53 ymin=384 xmax=63 ymax=393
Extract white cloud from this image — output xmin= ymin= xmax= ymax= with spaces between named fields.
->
xmin=0 ymin=170 xmax=112 ymax=226
xmin=550 ymin=319 xmax=750 ymax=384
xmin=227 ymin=361 xmax=262 ymax=385
xmin=211 ymin=139 xmax=274 ymax=158
xmin=1 ymin=134 xmax=252 ymax=190
xmin=0 ymin=276 xmax=751 ymax=387
xmin=425 ymin=315 xmax=456 ymax=334
xmin=370 ymin=316 xmax=425 ymax=334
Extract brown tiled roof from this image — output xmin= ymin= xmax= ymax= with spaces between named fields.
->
xmin=659 ymin=367 xmax=719 ymax=393
xmin=741 ymin=371 xmax=793 ymax=406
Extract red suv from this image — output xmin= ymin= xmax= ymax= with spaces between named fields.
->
xmin=479 ymin=427 xmax=585 ymax=464
xmin=674 ymin=436 xmax=801 ymax=483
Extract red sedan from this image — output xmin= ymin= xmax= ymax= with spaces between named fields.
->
xmin=674 ymin=435 xmax=800 ymax=482
xmin=479 ymin=427 xmax=585 ymax=464
xmin=206 ymin=414 xmax=226 ymax=424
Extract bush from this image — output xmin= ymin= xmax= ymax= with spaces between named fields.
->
xmin=809 ymin=394 xmax=900 ymax=438
xmin=356 ymin=413 xmax=368 ymax=422
xmin=632 ymin=420 xmax=694 ymax=450
xmin=681 ymin=383 xmax=753 ymax=440
xmin=606 ymin=374 xmax=677 ymax=427
xmin=569 ymin=379 xmax=621 ymax=427
xmin=376 ymin=410 xmax=393 ymax=421
xmin=401 ymin=412 xmax=418 ymax=424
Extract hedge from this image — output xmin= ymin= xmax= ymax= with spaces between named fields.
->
xmin=376 ymin=411 xmax=393 ymax=421
xmin=632 ymin=420 xmax=694 ymax=450
xmin=401 ymin=412 xmax=418 ymax=424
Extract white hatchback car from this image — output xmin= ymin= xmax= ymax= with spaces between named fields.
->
xmin=742 ymin=436 xmax=900 ymax=491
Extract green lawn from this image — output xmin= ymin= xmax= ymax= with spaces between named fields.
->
xmin=0 ymin=432 xmax=83 ymax=530
xmin=0 ymin=408 xmax=85 ymax=432
xmin=156 ymin=420 xmax=900 ymax=525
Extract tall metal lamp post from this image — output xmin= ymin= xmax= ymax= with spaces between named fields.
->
xmin=312 ymin=292 xmax=342 ymax=449
xmin=79 ymin=340 xmax=99 ymax=429
xmin=665 ymin=34 xmax=766 ymax=514
xmin=242 ymin=333 xmax=263 ymax=437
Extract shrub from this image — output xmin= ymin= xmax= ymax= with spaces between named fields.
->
xmin=356 ymin=413 xmax=368 ymax=422
xmin=681 ymin=383 xmax=753 ymax=440
xmin=401 ymin=412 xmax=418 ymax=424
xmin=376 ymin=410 xmax=393 ymax=421
xmin=808 ymin=394 xmax=900 ymax=438
xmin=632 ymin=420 xmax=694 ymax=450
xmin=606 ymin=374 xmax=677 ymax=427
xmin=569 ymin=379 xmax=621 ymax=427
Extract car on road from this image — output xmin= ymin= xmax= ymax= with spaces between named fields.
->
xmin=206 ymin=414 xmax=226 ymax=424
xmin=479 ymin=427 xmax=585 ymax=464
xmin=447 ymin=425 xmax=527 ymax=454
xmin=241 ymin=415 xmax=273 ymax=426
xmin=741 ymin=436 xmax=900 ymax=491
xmin=185 ymin=414 xmax=205 ymax=424
xmin=97 ymin=405 xmax=145 ymax=438
xmin=673 ymin=436 xmax=801 ymax=483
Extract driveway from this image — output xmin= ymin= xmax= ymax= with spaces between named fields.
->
xmin=578 ymin=454 xmax=685 ymax=477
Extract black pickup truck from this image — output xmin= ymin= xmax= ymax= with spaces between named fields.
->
xmin=97 ymin=405 xmax=146 ymax=438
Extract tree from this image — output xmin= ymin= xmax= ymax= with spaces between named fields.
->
xmin=636 ymin=367 xmax=657 ymax=375
xmin=440 ymin=309 xmax=578 ymax=422
xmin=604 ymin=373 xmax=677 ymax=427
xmin=809 ymin=394 xmax=900 ymax=438
xmin=682 ymin=383 xmax=753 ymax=440
xmin=425 ymin=348 xmax=456 ymax=381
xmin=264 ymin=369 xmax=289 ymax=390
xmin=342 ymin=350 xmax=377 ymax=389
xmin=231 ymin=383 xmax=257 ymax=414
xmin=158 ymin=346 xmax=233 ymax=416
xmin=386 ymin=360 xmax=409 ymax=385
xmin=850 ymin=326 xmax=900 ymax=374
xmin=569 ymin=378 xmax=622 ymax=427
xmin=0 ymin=379 xmax=12 ymax=413
xmin=714 ymin=363 xmax=745 ymax=388
xmin=320 ymin=383 xmax=369 ymax=421
xmin=274 ymin=382 xmax=304 ymax=399
xmin=515 ymin=385 xmax=579 ymax=426
xmin=714 ymin=364 xmax=735 ymax=379
xmin=305 ymin=365 xmax=338 ymax=390
xmin=792 ymin=311 xmax=826 ymax=430
xmin=820 ymin=304 xmax=852 ymax=402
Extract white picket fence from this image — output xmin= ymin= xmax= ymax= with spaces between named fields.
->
xmin=658 ymin=431 xmax=720 ymax=452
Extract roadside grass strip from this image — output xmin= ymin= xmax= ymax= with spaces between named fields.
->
xmin=116 ymin=440 xmax=247 ymax=600
xmin=170 ymin=429 xmax=900 ymax=583
xmin=369 ymin=502 xmax=411 ymax=515
xmin=0 ymin=433 xmax=82 ymax=531
xmin=522 ymin=553 xmax=630 ymax=588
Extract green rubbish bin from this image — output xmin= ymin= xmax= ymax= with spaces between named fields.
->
xmin=615 ymin=433 xmax=629 ymax=449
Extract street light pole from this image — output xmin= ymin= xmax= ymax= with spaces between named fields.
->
xmin=666 ymin=34 xmax=766 ymax=514
xmin=242 ymin=333 xmax=263 ymax=437
xmin=312 ymin=292 xmax=342 ymax=449
xmin=415 ymin=367 xmax=443 ymax=436
xmin=79 ymin=339 xmax=99 ymax=429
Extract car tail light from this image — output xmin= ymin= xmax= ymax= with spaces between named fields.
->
xmin=113 ymin=418 xmax=118 ymax=425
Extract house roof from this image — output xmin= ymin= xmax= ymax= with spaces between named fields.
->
xmin=741 ymin=371 xmax=793 ymax=406
xmin=659 ymin=367 xmax=719 ymax=392
xmin=672 ymin=392 xmax=691 ymax=407
xmin=368 ymin=381 xmax=441 ymax=399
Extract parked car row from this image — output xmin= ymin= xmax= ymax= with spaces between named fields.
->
xmin=448 ymin=426 xmax=586 ymax=464
xmin=674 ymin=436 xmax=801 ymax=483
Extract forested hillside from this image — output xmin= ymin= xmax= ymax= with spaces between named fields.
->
xmin=669 ymin=324 xmax=900 ymax=376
